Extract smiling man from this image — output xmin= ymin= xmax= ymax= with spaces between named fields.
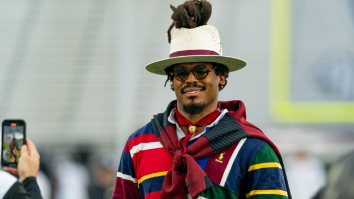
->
xmin=112 ymin=1 xmax=291 ymax=199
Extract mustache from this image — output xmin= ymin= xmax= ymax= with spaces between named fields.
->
xmin=181 ymin=83 xmax=205 ymax=93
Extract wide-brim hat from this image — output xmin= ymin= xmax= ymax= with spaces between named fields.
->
xmin=146 ymin=25 xmax=246 ymax=75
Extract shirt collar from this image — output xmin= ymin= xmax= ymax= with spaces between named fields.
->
xmin=168 ymin=107 xmax=229 ymax=141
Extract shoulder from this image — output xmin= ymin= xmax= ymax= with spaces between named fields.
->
xmin=124 ymin=122 xmax=161 ymax=156
xmin=127 ymin=122 xmax=156 ymax=142
xmin=240 ymin=138 xmax=271 ymax=157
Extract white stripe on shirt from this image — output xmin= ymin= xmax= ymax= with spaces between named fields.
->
xmin=117 ymin=172 xmax=137 ymax=183
xmin=130 ymin=142 xmax=163 ymax=158
xmin=220 ymin=138 xmax=247 ymax=186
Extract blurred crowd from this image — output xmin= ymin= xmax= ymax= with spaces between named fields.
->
xmin=37 ymin=148 xmax=116 ymax=199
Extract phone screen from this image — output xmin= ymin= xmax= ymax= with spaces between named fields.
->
xmin=2 ymin=120 xmax=26 ymax=167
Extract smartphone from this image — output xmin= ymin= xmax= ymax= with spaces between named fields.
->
xmin=1 ymin=120 xmax=26 ymax=167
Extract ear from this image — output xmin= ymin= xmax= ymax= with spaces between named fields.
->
xmin=219 ymin=75 xmax=226 ymax=85
xmin=171 ymin=81 xmax=175 ymax=91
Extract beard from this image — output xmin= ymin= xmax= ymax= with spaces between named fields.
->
xmin=182 ymin=100 xmax=206 ymax=115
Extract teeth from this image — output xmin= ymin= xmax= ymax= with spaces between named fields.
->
xmin=186 ymin=91 xmax=199 ymax=94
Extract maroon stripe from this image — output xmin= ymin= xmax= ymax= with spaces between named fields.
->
xmin=112 ymin=177 xmax=140 ymax=199
xmin=169 ymin=50 xmax=220 ymax=58
xmin=204 ymin=141 xmax=239 ymax=184
xmin=123 ymin=140 xmax=130 ymax=154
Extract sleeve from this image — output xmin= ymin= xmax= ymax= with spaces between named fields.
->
xmin=112 ymin=140 xmax=141 ymax=199
xmin=22 ymin=177 xmax=43 ymax=199
xmin=3 ymin=181 xmax=30 ymax=199
xmin=244 ymin=144 xmax=288 ymax=199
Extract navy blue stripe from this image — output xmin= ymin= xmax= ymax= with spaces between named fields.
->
xmin=139 ymin=176 xmax=165 ymax=199
xmin=128 ymin=122 xmax=155 ymax=141
xmin=224 ymin=138 xmax=268 ymax=193
xmin=245 ymin=168 xmax=287 ymax=193
xmin=118 ymin=150 xmax=136 ymax=178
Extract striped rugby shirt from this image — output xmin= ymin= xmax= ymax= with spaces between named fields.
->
xmin=113 ymin=101 xmax=290 ymax=199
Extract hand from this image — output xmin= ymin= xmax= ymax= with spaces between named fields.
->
xmin=3 ymin=138 xmax=40 ymax=182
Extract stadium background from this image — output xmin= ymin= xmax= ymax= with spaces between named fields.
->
xmin=0 ymin=0 xmax=353 ymax=198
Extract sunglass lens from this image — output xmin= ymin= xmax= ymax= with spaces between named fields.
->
xmin=174 ymin=67 xmax=189 ymax=81
xmin=194 ymin=65 xmax=208 ymax=79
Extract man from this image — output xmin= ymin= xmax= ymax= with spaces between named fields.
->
xmin=112 ymin=1 xmax=291 ymax=199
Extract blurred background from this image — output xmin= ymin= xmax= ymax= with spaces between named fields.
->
xmin=0 ymin=0 xmax=353 ymax=198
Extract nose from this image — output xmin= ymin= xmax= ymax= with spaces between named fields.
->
xmin=185 ymin=71 xmax=198 ymax=84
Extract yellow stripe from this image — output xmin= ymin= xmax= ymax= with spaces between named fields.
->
xmin=137 ymin=171 xmax=168 ymax=185
xmin=248 ymin=163 xmax=282 ymax=172
xmin=246 ymin=190 xmax=288 ymax=198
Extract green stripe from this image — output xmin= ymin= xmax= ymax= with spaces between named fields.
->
xmin=249 ymin=194 xmax=288 ymax=199
xmin=199 ymin=184 xmax=239 ymax=199
xmin=251 ymin=144 xmax=280 ymax=166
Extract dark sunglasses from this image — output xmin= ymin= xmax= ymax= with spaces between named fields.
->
xmin=170 ymin=65 xmax=217 ymax=81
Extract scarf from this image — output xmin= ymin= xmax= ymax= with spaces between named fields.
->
xmin=151 ymin=100 xmax=292 ymax=199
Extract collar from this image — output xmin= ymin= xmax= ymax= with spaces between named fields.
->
xmin=168 ymin=107 xmax=229 ymax=141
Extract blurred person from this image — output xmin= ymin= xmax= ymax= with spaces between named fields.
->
xmin=17 ymin=139 xmax=22 ymax=151
xmin=89 ymin=155 xmax=116 ymax=199
xmin=284 ymin=151 xmax=326 ymax=199
xmin=52 ymin=153 xmax=90 ymax=199
xmin=36 ymin=170 xmax=52 ymax=199
xmin=112 ymin=1 xmax=291 ymax=199
xmin=2 ymin=146 xmax=7 ymax=163
xmin=35 ymin=152 xmax=53 ymax=199
xmin=1 ymin=139 xmax=43 ymax=199
xmin=312 ymin=151 xmax=354 ymax=199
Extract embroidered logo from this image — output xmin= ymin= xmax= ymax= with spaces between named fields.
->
xmin=215 ymin=153 xmax=225 ymax=163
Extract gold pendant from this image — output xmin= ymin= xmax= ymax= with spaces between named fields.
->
xmin=189 ymin=125 xmax=196 ymax=134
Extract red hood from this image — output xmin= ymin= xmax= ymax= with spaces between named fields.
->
xmin=219 ymin=100 xmax=247 ymax=121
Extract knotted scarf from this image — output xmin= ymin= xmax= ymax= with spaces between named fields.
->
xmin=156 ymin=106 xmax=221 ymax=199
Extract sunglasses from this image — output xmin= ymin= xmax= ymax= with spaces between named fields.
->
xmin=170 ymin=65 xmax=217 ymax=81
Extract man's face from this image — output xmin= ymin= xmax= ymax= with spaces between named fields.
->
xmin=171 ymin=62 xmax=225 ymax=115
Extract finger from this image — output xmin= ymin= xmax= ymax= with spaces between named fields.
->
xmin=3 ymin=167 xmax=19 ymax=175
xmin=25 ymin=138 xmax=39 ymax=156
xmin=20 ymin=145 xmax=29 ymax=158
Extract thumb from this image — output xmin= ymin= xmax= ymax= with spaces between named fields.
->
xmin=20 ymin=145 xmax=29 ymax=157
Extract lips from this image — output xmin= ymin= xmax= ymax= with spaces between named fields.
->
xmin=181 ymin=85 xmax=206 ymax=97
xmin=183 ymin=88 xmax=203 ymax=93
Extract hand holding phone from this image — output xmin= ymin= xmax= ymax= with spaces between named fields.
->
xmin=3 ymin=138 xmax=40 ymax=182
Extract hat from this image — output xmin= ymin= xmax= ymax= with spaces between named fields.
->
xmin=145 ymin=25 xmax=246 ymax=75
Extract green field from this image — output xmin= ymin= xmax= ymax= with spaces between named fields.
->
xmin=2 ymin=142 xmax=20 ymax=163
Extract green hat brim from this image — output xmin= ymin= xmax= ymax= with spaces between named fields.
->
xmin=145 ymin=55 xmax=247 ymax=75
